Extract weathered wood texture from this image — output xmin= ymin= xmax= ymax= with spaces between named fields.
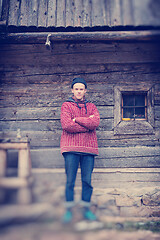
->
xmin=1 ymin=0 xmax=160 ymax=28
xmin=0 ymin=41 xmax=160 ymax=167
xmin=7 ymin=147 xmax=160 ymax=168
xmin=32 ymin=169 xmax=160 ymax=189
xmin=1 ymin=31 xmax=160 ymax=44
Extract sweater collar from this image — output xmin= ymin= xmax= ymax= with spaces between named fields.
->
xmin=66 ymin=96 xmax=88 ymax=113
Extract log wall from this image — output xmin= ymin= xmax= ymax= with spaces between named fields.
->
xmin=0 ymin=41 xmax=160 ymax=168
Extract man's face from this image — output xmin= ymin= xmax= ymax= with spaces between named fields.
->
xmin=72 ymin=83 xmax=87 ymax=101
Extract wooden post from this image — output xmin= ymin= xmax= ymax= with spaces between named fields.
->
xmin=17 ymin=147 xmax=32 ymax=204
xmin=18 ymin=148 xmax=30 ymax=178
xmin=0 ymin=149 xmax=7 ymax=203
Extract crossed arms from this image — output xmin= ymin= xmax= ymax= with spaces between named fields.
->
xmin=61 ymin=103 xmax=100 ymax=133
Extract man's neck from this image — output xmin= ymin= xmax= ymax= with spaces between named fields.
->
xmin=73 ymin=96 xmax=85 ymax=102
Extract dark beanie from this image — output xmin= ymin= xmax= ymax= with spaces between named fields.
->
xmin=71 ymin=77 xmax=87 ymax=89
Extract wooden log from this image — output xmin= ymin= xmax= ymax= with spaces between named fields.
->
xmin=0 ymin=129 xmax=158 ymax=149
xmin=0 ymin=31 xmax=160 ymax=44
xmin=0 ymin=106 xmax=113 ymax=121
xmin=1 ymin=44 xmax=160 ymax=65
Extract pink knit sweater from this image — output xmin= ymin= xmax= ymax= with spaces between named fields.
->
xmin=60 ymin=98 xmax=100 ymax=155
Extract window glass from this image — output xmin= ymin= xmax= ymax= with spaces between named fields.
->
xmin=135 ymin=108 xmax=145 ymax=118
xmin=123 ymin=108 xmax=134 ymax=118
xmin=123 ymin=95 xmax=134 ymax=106
xmin=122 ymin=93 xmax=147 ymax=120
xmin=135 ymin=95 xmax=145 ymax=106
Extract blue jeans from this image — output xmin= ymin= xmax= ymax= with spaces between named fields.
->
xmin=63 ymin=152 xmax=94 ymax=206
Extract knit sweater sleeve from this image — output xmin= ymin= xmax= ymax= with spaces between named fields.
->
xmin=60 ymin=103 xmax=89 ymax=133
xmin=75 ymin=105 xmax=100 ymax=130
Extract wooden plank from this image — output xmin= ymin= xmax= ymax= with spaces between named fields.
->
xmin=27 ymin=0 xmax=38 ymax=27
xmin=31 ymin=168 xmax=160 ymax=174
xmin=155 ymin=119 xmax=160 ymax=129
xmin=6 ymin=147 xmax=160 ymax=168
xmin=18 ymin=149 xmax=31 ymax=177
xmin=1 ymin=45 xmax=160 ymax=66
xmin=0 ymin=177 xmax=30 ymax=188
xmin=74 ymin=0 xmax=82 ymax=27
xmin=32 ymin=167 xmax=160 ymax=173
xmin=0 ymin=60 xmax=160 ymax=85
xmin=81 ymin=0 xmax=91 ymax=27
xmin=37 ymin=0 xmax=48 ymax=27
xmin=0 ymin=106 xmax=113 ymax=120
xmin=0 ymin=129 xmax=158 ymax=148
xmin=66 ymin=0 xmax=74 ymax=27
xmin=0 ymin=107 xmax=61 ymax=120
xmin=0 ymin=120 xmax=62 ymax=131
xmin=108 ymin=0 xmax=122 ymax=26
xmin=56 ymin=0 xmax=66 ymax=27
xmin=98 ymin=146 xmax=160 ymax=159
xmin=47 ymin=0 xmax=56 ymax=27
xmin=1 ymin=42 xmax=155 ymax=54
xmin=0 ymin=142 xmax=29 ymax=149
xmin=1 ymin=68 xmax=160 ymax=86
xmin=133 ymin=0 xmax=160 ymax=27
xmin=121 ymin=0 xmax=134 ymax=26
xmin=0 ymin=0 xmax=2 ymax=18
xmin=0 ymin=88 xmax=114 ymax=107
xmin=19 ymin=0 xmax=29 ymax=26
xmin=0 ymin=118 xmax=113 ymax=132
xmin=25 ymin=147 xmax=160 ymax=168
xmin=155 ymin=106 xmax=160 ymax=119
xmin=32 ymin=171 xmax=160 ymax=189
xmin=8 ymin=0 xmax=20 ymax=26
xmin=114 ymin=120 xmax=154 ymax=135
xmin=0 ymin=149 xmax=7 ymax=176
xmin=1 ymin=31 xmax=160 ymax=44
xmin=0 ymin=42 xmax=160 ymax=62
xmin=91 ymin=172 xmax=160 ymax=183
xmin=91 ymin=0 xmax=105 ymax=26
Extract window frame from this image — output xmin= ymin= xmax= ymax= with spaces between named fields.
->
xmin=114 ymin=85 xmax=154 ymax=135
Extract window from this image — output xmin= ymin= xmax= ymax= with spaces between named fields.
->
xmin=114 ymin=85 xmax=154 ymax=135
xmin=122 ymin=93 xmax=147 ymax=120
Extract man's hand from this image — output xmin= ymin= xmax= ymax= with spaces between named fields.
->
xmin=73 ymin=118 xmax=76 ymax=122
xmin=89 ymin=115 xmax=94 ymax=118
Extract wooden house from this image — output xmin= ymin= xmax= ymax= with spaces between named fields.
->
xmin=0 ymin=0 xmax=160 ymax=172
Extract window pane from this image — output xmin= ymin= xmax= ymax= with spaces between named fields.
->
xmin=135 ymin=95 xmax=145 ymax=106
xmin=123 ymin=108 xmax=134 ymax=118
xmin=123 ymin=95 xmax=134 ymax=106
xmin=135 ymin=107 xmax=145 ymax=118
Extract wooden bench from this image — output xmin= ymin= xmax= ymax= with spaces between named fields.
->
xmin=0 ymin=139 xmax=33 ymax=204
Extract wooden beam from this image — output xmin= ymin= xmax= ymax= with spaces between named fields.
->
xmin=0 ymin=142 xmax=29 ymax=150
xmin=0 ymin=30 xmax=160 ymax=43
xmin=0 ymin=177 xmax=33 ymax=188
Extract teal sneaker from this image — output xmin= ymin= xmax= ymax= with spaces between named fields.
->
xmin=83 ymin=209 xmax=97 ymax=221
xmin=62 ymin=210 xmax=72 ymax=223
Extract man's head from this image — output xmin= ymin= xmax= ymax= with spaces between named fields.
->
xmin=71 ymin=78 xmax=87 ymax=101
xmin=71 ymin=78 xmax=87 ymax=89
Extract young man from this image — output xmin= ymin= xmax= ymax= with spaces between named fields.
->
xmin=60 ymin=77 xmax=100 ymax=223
